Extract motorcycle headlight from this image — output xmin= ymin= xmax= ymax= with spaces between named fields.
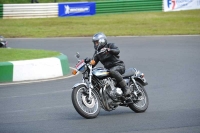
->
xmin=79 ymin=65 xmax=87 ymax=73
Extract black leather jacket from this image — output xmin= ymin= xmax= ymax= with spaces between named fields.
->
xmin=93 ymin=43 xmax=125 ymax=69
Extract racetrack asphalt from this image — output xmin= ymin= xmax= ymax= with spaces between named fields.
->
xmin=0 ymin=36 xmax=200 ymax=133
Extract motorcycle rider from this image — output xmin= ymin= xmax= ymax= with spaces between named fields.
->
xmin=91 ymin=32 xmax=131 ymax=97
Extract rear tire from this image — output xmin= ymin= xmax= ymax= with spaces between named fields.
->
xmin=71 ymin=85 xmax=100 ymax=119
xmin=128 ymin=82 xmax=149 ymax=113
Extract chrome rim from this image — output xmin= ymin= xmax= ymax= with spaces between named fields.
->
xmin=76 ymin=87 xmax=99 ymax=114
xmin=130 ymin=84 xmax=147 ymax=108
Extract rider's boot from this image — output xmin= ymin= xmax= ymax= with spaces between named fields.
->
xmin=119 ymin=80 xmax=131 ymax=97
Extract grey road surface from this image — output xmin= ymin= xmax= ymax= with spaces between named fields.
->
xmin=0 ymin=36 xmax=200 ymax=133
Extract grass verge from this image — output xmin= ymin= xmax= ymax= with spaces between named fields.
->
xmin=0 ymin=10 xmax=200 ymax=38
xmin=0 ymin=48 xmax=60 ymax=62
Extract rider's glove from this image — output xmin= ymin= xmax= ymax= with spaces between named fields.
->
xmin=100 ymin=48 xmax=110 ymax=53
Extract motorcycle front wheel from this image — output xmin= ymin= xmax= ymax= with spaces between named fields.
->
xmin=128 ymin=82 xmax=149 ymax=113
xmin=71 ymin=85 xmax=100 ymax=119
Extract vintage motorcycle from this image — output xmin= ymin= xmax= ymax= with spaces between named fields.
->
xmin=71 ymin=51 xmax=149 ymax=119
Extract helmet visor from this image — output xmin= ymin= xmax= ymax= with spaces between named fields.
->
xmin=93 ymin=40 xmax=98 ymax=45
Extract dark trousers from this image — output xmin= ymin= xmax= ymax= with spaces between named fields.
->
xmin=109 ymin=65 xmax=125 ymax=83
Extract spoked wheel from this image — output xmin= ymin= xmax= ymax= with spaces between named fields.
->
xmin=128 ymin=82 xmax=149 ymax=113
xmin=71 ymin=85 xmax=100 ymax=119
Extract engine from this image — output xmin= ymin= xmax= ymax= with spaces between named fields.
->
xmin=100 ymin=78 xmax=123 ymax=111
xmin=105 ymin=78 xmax=123 ymax=99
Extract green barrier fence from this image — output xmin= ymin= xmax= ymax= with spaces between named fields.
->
xmin=96 ymin=0 xmax=162 ymax=14
xmin=0 ymin=4 xmax=3 ymax=18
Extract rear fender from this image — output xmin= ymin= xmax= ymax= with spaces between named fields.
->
xmin=135 ymin=77 xmax=148 ymax=86
xmin=133 ymin=69 xmax=148 ymax=86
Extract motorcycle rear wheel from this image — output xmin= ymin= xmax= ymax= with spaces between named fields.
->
xmin=128 ymin=82 xmax=149 ymax=113
xmin=71 ymin=85 xmax=100 ymax=119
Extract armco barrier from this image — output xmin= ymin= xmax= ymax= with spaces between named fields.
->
xmin=96 ymin=0 xmax=162 ymax=14
xmin=0 ymin=1 xmax=163 ymax=19
xmin=3 ymin=3 xmax=58 ymax=19
xmin=1 ymin=1 xmax=200 ymax=19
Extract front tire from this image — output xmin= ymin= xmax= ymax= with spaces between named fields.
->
xmin=128 ymin=82 xmax=149 ymax=113
xmin=71 ymin=85 xmax=100 ymax=119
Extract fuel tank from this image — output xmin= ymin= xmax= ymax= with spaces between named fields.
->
xmin=92 ymin=67 xmax=109 ymax=79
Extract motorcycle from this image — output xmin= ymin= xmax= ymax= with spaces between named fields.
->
xmin=71 ymin=51 xmax=149 ymax=119
xmin=0 ymin=36 xmax=7 ymax=48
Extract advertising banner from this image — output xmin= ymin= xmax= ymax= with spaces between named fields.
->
xmin=163 ymin=0 xmax=200 ymax=12
xmin=58 ymin=2 xmax=96 ymax=17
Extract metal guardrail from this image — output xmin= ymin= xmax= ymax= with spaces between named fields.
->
xmin=96 ymin=0 xmax=162 ymax=14
xmin=2 ymin=3 xmax=58 ymax=19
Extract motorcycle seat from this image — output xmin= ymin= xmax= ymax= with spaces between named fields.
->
xmin=122 ymin=68 xmax=136 ymax=78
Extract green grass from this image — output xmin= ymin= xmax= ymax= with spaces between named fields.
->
xmin=0 ymin=48 xmax=60 ymax=62
xmin=0 ymin=9 xmax=199 ymax=62
xmin=0 ymin=10 xmax=200 ymax=38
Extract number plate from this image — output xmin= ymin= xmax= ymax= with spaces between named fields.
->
xmin=75 ymin=60 xmax=85 ymax=70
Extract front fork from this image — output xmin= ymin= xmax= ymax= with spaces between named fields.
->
xmin=78 ymin=64 xmax=93 ymax=101
xmin=131 ymin=77 xmax=142 ymax=97
xmin=87 ymin=65 xmax=93 ymax=100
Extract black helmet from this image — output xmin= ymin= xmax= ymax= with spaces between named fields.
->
xmin=92 ymin=32 xmax=107 ymax=50
xmin=0 ymin=36 xmax=7 ymax=48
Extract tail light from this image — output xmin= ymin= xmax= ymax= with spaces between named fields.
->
xmin=140 ymin=73 xmax=144 ymax=78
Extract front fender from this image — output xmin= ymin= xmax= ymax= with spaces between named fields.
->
xmin=72 ymin=83 xmax=88 ymax=89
